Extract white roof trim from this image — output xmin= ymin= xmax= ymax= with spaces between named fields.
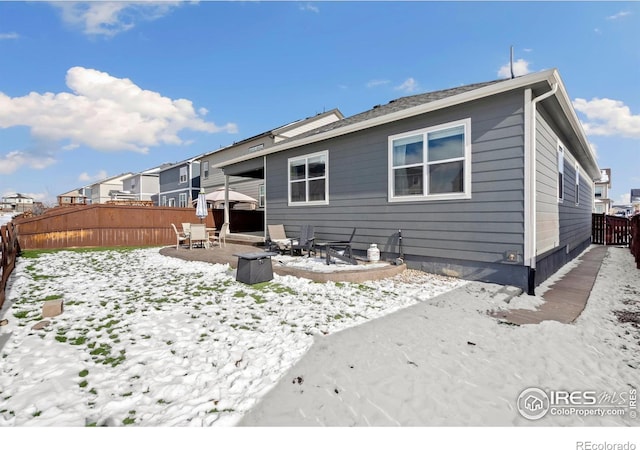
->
xmin=216 ymin=69 xmax=598 ymax=179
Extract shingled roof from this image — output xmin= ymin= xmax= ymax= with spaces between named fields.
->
xmin=284 ymin=79 xmax=504 ymax=143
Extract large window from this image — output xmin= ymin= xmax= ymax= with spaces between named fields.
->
xmin=178 ymin=193 xmax=188 ymax=208
xmin=288 ymin=150 xmax=328 ymax=205
xmin=389 ymin=119 xmax=471 ymax=201
xmin=203 ymin=161 xmax=209 ymax=179
xmin=179 ymin=167 xmax=187 ymax=184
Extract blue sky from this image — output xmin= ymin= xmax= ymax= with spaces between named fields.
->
xmin=0 ymin=1 xmax=638 ymax=206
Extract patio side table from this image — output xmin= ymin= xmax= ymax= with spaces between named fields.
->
xmin=234 ymin=251 xmax=278 ymax=285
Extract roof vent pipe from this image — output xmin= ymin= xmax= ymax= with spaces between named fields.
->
xmin=510 ymin=46 xmax=515 ymax=79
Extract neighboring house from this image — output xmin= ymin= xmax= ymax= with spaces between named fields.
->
xmin=57 ymin=187 xmax=90 ymax=206
xmin=88 ymin=173 xmax=134 ymax=204
xmin=593 ymin=168 xmax=611 ymax=214
xmin=217 ymin=68 xmax=600 ymax=293
xmin=1 ymin=193 xmax=34 ymax=212
xmin=158 ymin=157 xmax=201 ymax=207
xmin=198 ymin=110 xmax=344 ymax=212
xmin=122 ymin=165 xmax=169 ymax=205
xmin=631 ymin=189 xmax=640 ymax=204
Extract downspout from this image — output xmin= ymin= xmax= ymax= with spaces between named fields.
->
xmin=524 ymin=82 xmax=558 ymax=295
xmin=263 ymin=155 xmax=267 ymax=242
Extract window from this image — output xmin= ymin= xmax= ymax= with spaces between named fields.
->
xmin=259 ymin=184 xmax=265 ymax=208
xmin=389 ymin=119 xmax=471 ymax=201
xmin=203 ymin=161 xmax=209 ymax=179
xmin=178 ymin=193 xmax=188 ymax=208
xmin=179 ymin=167 xmax=187 ymax=184
xmin=161 ymin=196 xmax=167 ymax=206
xmin=557 ymin=144 xmax=564 ymax=202
xmin=288 ymin=150 xmax=328 ymax=205
xmin=168 ymin=198 xmax=175 ymax=207
xmin=594 ymin=186 xmax=603 ymax=198
xmin=575 ymin=164 xmax=580 ymax=205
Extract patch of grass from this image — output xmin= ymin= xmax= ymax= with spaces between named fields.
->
xmin=55 ymin=335 xmax=68 ymax=343
xmin=12 ymin=310 xmax=29 ymax=319
xmin=79 ymin=380 xmax=88 ymax=388
xmin=233 ymin=291 xmax=247 ymax=298
xmin=70 ymin=336 xmax=87 ymax=346
xmin=42 ymin=294 xmax=63 ymax=301
xmin=121 ymin=392 xmax=132 ymax=397
xmin=79 ymin=369 xmax=89 ymax=377
xmin=32 ymin=411 xmax=42 ymax=417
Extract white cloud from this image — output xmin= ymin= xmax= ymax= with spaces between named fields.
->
xmin=394 ymin=78 xmax=419 ymax=93
xmin=572 ymin=98 xmax=640 ymax=139
xmin=0 ymin=66 xmax=238 ymax=155
xmin=366 ymin=79 xmax=390 ymax=88
xmin=52 ymin=1 xmax=184 ymax=37
xmin=78 ymin=169 xmax=108 ymax=183
xmin=299 ymin=3 xmax=320 ymax=13
xmin=0 ymin=150 xmax=56 ymax=175
xmin=0 ymin=32 xmax=19 ymax=40
xmin=497 ymin=58 xmax=532 ymax=79
xmin=607 ymin=11 xmax=631 ymax=20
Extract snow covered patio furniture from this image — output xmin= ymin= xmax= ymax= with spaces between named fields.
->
xmin=171 ymin=223 xmax=189 ymax=249
xmin=316 ymin=228 xmax=357 ymax=265
xmin=234 ymin=251 xmax=279 ymax=284
xmin=266 ymin=224 xmax=293 ymax=254
xmin=289 ymin=225 xmax=316 ymax=257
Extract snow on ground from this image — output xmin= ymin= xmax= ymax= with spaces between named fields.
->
xmin=241 ymin=246 xmax=640 ymax=426
xmin=273 ymin=254 xmax=389 ymax=272
xmin=0 ymin=247 xmax=464 ymax=426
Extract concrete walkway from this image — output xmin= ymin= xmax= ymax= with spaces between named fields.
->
xmin=491 ymin=245 xmax=608 ymax=325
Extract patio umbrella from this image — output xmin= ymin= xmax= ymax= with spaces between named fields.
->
xmin=203 ymin=188 xmax=258 ymax=209
xmin=195 ymin=189 xmax=208 ymax=223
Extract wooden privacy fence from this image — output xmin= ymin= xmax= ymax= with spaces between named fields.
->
xmin=592 ymin=213 xmax=631 ymax=245
xmin=0 ymin=222 xmax=20 ymax=309
xmin=631 ymin=214 xmax=640 ymax=269
xmin=14 ymin=204 xmax=215 ymax=250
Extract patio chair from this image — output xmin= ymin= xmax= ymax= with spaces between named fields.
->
xmin=290 ymin=224 xmax=316 ymax=257
xmin=181 ymin=223 xmax=192 ymax=237
xmin=210 ymin=222 xmax=229 ymax=248
xmin=189 ymin=223 xmax=208 ymax=249
xmin=171 ymin=223 xmax=188 ymax=249
xmin=267 ymin=224 xmax=293 ymax=254
xmin=324 ymin=227 xmax=357 ymax=265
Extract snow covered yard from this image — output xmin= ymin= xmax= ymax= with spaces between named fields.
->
xmin=0 ymin=247 xmax=464 ymax=426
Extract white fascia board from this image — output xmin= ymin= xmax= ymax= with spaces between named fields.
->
xmin=216 ymin=70 xmax=561 ymax=169
xmin=548 ymin=71 xmax=600 ymax=180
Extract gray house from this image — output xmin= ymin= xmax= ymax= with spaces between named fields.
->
xmin=218 ymin=69 xmax=600 ymax=293
xmin=158 ymin=156 xmax=201 ymax=207
xmin=199 ymin=109 xmax=344 ymax=211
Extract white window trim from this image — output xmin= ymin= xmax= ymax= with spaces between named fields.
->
xmin=388 ymin=118 xmax=472 ymax=202
xmin=179 ymin=167 xmax=188 ymax=184
xmin=258 ymin=184 xmax=265 ymax=208
xmin=178 ymin=193 xmax=188 ymax=208
xmin=557 ymin=141 xmax=565 ymax=203
xmin=575 ymin=163 xmax=580 ymax=206
xmin=287 ymin=150 xmax=329 ymax=206
xmin=203 ymin=161 xmax=209 ymax=179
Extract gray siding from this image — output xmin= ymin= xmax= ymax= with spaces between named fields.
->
xmin=265 ymin=91 xmax=526 ymax=269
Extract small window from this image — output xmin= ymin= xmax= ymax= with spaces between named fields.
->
xmin=168 ymin=198 xmax=175 ymax=207
xmin=594 ymin=186 xmax=603 ymax=198
xmin=389 ymin=119 xmax=471 ymax=202
xmin=161 ymin=196 xmax=167 ymax=206
xmin=557 ymin=144 xmax=564 ymax=202
xmin=179 ymin=167 xmax=188 ymax=184
xmin=575 ymin=164 xmax=580 ymax=205
xmin=288 ymin=151 xmax=328 ymax=205
xmin=258 ymin=184 xmax=265 ymax=208
xmin=203 ymin=161 xmax=209 ymax=179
